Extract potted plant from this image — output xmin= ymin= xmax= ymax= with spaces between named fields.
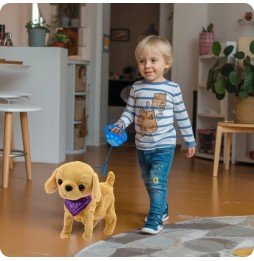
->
xmin=207 ymin=40 xmax=254 ymax=123
xmin=25 ymin=18 xmax=50 ymax=47
xmin=199 ymin=23 xmax=214 ymax=55
xmin=52 ymin=33 xmax=69 ymax=48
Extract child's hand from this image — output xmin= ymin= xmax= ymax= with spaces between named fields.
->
xmin=186 ymin=147 xmax=195 ymax=158
xmin=110 ymin=122 xmax=124 ymax=134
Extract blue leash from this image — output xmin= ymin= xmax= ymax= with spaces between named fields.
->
xmin=98 ymin=124 xmax=127 ymax=176
xmin=101 ymin=145 xmax=114 ymax=176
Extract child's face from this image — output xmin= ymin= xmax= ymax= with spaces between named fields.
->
xmin=136 ymin=45 xmax=170 ymax=82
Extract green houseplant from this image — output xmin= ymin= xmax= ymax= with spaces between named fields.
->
xmin=52 ymin=33 xmax=69 ymax=48
xmin=25 ymin=19 xmax=50 ymax=47
xmin=25 ymin=19 xmax=50 ymax=32
xmin=202 ymin=23 xmax=214 ymax=33
xmin=207 ymin=40 xmax=254 ymax=100
xmin=207 ymin=40 xmax=254 ymax=123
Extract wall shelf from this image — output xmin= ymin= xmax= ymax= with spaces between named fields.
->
xmin=66 ymin=59 xmax=90 ymax=154
xmin=237 ymin=19 xmax=254 ymax=26
xmin=196 ymin=54 xmax=233 ymax=160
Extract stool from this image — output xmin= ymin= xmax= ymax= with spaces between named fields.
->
xmin=0 ymin=103 xmax=41 ymax=188
xmin=213 ymin=121 xmax=254 ymax=177
xmin=0 ymin=92 xmax=32 ymax=169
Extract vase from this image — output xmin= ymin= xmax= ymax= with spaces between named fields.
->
xmin=62 ymin=16 xmax=70 ymax=27
xmin=28 ymin=28 xmax=46 ymax=47
xmin=234 ymin=96 xmax=254 ymax=124
xmin=199 ymin=32 xmax=215 ymax=55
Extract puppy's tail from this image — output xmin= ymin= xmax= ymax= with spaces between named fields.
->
xmin=106 ymin=171 xmax=115 ymax=187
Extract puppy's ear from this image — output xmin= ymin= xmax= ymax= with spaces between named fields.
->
xmin=92 ymin=172 xmax=101 ymax=202
xmin=45 ymin=168 xmax=59 ymax=193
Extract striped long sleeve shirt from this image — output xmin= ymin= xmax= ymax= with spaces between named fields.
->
xmin=118 ymin=80 xmax=196 ymax=150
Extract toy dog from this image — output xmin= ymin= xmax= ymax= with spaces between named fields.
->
xmin=45 ymin=161 xmax=117 ymax=240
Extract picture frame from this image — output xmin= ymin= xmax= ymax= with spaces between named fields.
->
xmin=111 ymin=28 xmax=129 ymax=42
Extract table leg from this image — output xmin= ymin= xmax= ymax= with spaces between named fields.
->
xmin=225 ymin=133 xmax=232 ymax=170
xmin=213 ymin=126 xmax=222 ymax=177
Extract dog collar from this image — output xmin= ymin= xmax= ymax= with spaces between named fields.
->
xmin=64 ymin=195 xmax=92 ymax=216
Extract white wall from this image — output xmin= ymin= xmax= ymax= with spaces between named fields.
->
xmin=159 ymin=4 xmax=173 ymax=43
xmin=208 ymin=3 xmax=254 ymax=42
xmin=0 ymin=3 xmax=30 ymax=46
xmin=159 ymin=3 xmax=173 ymax=81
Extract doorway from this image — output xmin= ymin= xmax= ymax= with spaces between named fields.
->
xmin=108 ymin=3 xmax=173 ymax=142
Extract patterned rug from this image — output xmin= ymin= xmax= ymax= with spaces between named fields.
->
xmin=75 ymin=215 xmax=254 ymax=257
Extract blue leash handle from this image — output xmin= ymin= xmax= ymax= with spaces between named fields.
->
xmin=104 ymin=124 xmax=127 ymax=147
xmin=99 ymin=124 xmax=127 ymax=176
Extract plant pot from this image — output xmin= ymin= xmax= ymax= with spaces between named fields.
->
xmin=28 ymin=28 xmax=47 ymax=47
xmin=52 ymin=42 xmax=65 ymax=48
xmin=199 ymin=32 xmax=214 ymax=55
xmin=234 ymin=96 xmax=254 ymax=124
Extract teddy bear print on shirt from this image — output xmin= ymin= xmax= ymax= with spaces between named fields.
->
xmin=137 ymin=93 xmax=167 ymax=136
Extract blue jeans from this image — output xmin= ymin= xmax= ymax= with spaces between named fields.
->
xmin=137 ymin=147 xmax=175 ymax=224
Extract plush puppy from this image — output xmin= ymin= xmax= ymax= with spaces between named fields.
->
xmin=45 ymin=161 xmax=117 ymax=240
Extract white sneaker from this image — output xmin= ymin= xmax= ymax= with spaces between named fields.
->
xmin=141 ymin=221 xmax=163 ymax=235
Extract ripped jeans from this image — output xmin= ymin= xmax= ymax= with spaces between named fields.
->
xmin=137 ymin=147 xmax=175 ymax=223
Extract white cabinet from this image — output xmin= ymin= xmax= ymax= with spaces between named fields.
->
xmin=66 ymin=59 xmax=89 ymax=154
xmin=196 ymin=55 xmax=234 ymax=160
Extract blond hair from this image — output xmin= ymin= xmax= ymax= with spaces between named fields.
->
xmin=135 ymin=35 xmax=173 ymax=73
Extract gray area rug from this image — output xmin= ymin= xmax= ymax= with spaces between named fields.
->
xmin=75 ymin=215 xmax=254 ymax=257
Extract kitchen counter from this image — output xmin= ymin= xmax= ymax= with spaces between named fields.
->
xmin=0 ymin=47 xmax=68 ymax=163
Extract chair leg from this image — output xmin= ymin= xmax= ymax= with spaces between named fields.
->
xmin=2 ymin=112 xmax=13 ymax=189
xmin=213 ymin=126 xmax=222 ymax=177
xmin=20 ymin=112 xmax=32 ymax=181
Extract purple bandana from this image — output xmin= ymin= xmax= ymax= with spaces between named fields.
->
xmin=64 ymin=195 xmax=92 ymax=216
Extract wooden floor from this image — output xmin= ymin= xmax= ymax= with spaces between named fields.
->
xmin=0 ymin=144 xmax=254 ymax=257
